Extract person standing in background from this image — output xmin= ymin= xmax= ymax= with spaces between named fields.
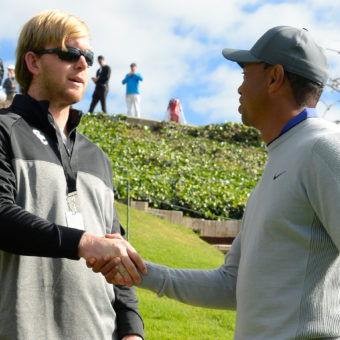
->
xmin=166 ymin=98 xmax=187 ymax=124
xmin=0 ymin=57 xmax=5 ymax=107
xmin=3 ymin=64 xmax=17 ymax=103
xmin=122 ymin=63 xmax=143 ymax=117
xmin=0 ymin=57 xmax=3 ymax=85
xmin=88 ymin=55 xmax=111 ymax=113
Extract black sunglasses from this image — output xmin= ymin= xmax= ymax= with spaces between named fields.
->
xmin=34 ymin=46 xmax=94 ymax=67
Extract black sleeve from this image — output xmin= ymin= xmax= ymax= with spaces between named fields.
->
xmin=113 ymin=285 xmax=144 ymax=339
xmin=0 ymin=125 xmax=84 ymax=259
xmin=111 ymin=205 xmax=144 ymax=339
xmin=3 ymin=79 xmax=11 ymax=92
xmin=97 ymin=65 xmax=111 ymax=86
xmin=0 ymin=59 xmax=4 ymax=85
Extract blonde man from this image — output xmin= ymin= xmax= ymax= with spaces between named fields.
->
xmin=0 ymin=10 xmax=145 ymax=340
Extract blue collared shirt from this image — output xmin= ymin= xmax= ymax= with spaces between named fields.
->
xmin=122 ymin=73 xmax=143 ymax=94
xmin=278 ymin=108 xmax=318 ymax=137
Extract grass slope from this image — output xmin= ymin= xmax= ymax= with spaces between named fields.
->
xmin=115 ymin=202 xmax=236 ymax=340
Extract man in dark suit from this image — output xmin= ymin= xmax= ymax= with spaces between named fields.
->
xmin=88 ymin=55 xmax=111 ymax=113
xmin=0 ymin=57 xmax=4 ymax=85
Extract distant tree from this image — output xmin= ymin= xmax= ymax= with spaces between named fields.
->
xmin=322 ymin=48 xmax=340 ymax=118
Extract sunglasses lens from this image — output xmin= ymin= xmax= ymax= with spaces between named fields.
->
xmin=83 ymin=52 xmax=94 ymax=66
xmin=58 ymin=50 xmax=79 ymax=62
xmin=66 ymin=47 xmax=93 ymax=66
xmin=37 ymin=46 xmax=94 ymax=66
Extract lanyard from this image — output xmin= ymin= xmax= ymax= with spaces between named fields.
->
xmin=48 ymin=114 xmax=78 ymax=194
xmin=57 ymin=131 xmax=78 ymax=193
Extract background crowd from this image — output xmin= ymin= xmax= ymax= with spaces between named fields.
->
xmin=0 ymin=55 xmax=186 ymax=123
xmin=0 ymin=58 xmax=17 ymax=108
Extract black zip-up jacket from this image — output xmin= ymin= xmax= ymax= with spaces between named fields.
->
xmin=0 ymin=58 xmax=3 ymax=85
xmin=0 ymin=94 xmax=144 ymax=339
xmin=96 ymin=64 xmax=111 ymax=88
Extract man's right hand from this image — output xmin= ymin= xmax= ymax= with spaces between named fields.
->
xmin=78 ymin=232 xmax=147 ymax=286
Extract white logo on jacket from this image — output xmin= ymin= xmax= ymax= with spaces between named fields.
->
xmin=32 ymin=129 xmax=48 ymax=145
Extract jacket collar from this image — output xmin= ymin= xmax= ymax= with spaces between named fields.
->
xmin=9 ymin=94 xmax=83 ymax=136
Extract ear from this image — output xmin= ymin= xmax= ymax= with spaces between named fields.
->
xmin=267 ymin=64 xmax=285 ymax=94
xmin=25 ymin=51 xmax=41 ymax=76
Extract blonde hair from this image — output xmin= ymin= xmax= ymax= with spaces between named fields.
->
xmin=16 ymin=10 xmax=90 ymax=94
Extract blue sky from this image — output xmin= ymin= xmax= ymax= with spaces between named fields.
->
xmin=1 ymin=0 xmax=340 ymax=126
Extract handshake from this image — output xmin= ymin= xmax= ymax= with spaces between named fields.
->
xmin=78 ymin=232 xmax=146 ymax=286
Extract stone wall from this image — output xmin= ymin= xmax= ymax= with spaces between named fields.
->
xmin=129 ymin=200 xmax=241 ymax=253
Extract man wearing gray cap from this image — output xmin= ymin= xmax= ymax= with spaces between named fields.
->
xmin=91 ymin=26 xmax=340 ymax=339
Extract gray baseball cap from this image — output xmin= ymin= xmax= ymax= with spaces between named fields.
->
xmin=222 ymin=26 xmax=328 ymax=87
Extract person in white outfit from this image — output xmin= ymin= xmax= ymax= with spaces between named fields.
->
xmin=122 ymin=63 xmax=143 ymax=117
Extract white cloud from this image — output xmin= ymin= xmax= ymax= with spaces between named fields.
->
xmin=317 ymin=99 xmax=340 ymax=122
xmin=190 ymin=65 xmax=243 ymax=123
xmin=1 ymin=0 xmax=340 ymax=124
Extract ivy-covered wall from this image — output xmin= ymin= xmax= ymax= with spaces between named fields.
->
xmin=78 ymin=114 xmax=267 ymax=220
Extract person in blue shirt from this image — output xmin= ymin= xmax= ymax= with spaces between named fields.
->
xmin=122 ymin=63 xmax=143 ymax=117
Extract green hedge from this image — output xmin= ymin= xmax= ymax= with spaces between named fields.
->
xmin=78 ymin=114 xmax=267 ymax=219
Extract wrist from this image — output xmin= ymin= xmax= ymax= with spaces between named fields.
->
xmin=78 ymin=232 xmax=101 ymax=258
